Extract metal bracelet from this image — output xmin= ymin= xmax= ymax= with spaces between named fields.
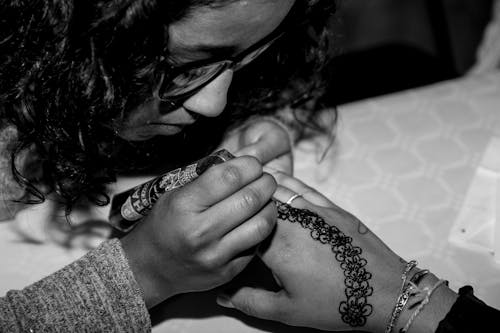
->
xmin=410 ymin=269 xmax=430 ymax=285
xmin=399 ymin=279 xmax=447 ymax=333
xmin=406 ymin=269 xmax=431 ymax=309
xmin=385 ymin=260 xmax=418 ymax=333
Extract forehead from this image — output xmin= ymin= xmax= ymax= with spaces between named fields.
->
xmin=168 ymin=0 xmax=295 ymax=58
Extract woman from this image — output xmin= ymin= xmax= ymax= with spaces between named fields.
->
xmin=0 ymin=0 xmax=336 ymax=331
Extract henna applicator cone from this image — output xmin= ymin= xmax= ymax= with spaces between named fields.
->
xmin=108 ymin=149 xmax=234 ymax=232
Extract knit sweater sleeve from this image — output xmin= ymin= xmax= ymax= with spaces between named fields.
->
xmin=0 ymin=238 xmax=151 ymax=332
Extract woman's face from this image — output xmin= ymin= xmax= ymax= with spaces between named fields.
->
xmin=117 ymin=0 xmax=295 ymax=141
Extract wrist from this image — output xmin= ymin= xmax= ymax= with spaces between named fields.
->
xmin=373 ymin=262 xmax=458 ymax=333
xmin=364 ymin=260 xmax=409 ymax=333
xmin=120 ymin=231 xmax=175 ymax=308
xmin=397 ymin=274 xmax=458 ymax=333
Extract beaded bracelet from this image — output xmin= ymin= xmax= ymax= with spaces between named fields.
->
xmin=399 ymin=279 xmax=448 ymax=333
xmin=385 ymin=260 xmax=418 ymax=333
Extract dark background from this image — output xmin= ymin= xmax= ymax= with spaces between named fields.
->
xmin=324 ymin=0 xmax=494 ymax=105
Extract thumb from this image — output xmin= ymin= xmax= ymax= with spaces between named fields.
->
xmin=216 ymin=287 xmax=288 ymax=321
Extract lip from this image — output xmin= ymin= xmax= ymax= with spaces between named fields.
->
xmin=149 ymin=122 xmax=195 ymax=127
xmin=124 ymin=122 xmax=187 ymax=140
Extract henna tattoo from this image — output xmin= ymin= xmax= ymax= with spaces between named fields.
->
xmin=276 ymin=201 xmax=373 ymax=327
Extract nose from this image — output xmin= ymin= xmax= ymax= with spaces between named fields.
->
xmin=182 ymin=69 xmax=233 ymax=118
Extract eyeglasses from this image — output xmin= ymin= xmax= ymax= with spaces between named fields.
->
xmin=156 ymin=30 xmax=285 ymax=110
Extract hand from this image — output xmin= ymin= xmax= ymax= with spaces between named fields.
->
xmin=216 ymin=175 xmax=456 ymax=332
xmin=218 ymin=118 xmax=293 ymax=176
xmin=271 ymin=170 xmax=336 ymax=208
xmin=121 ymin=156 xmax=277 ymax=308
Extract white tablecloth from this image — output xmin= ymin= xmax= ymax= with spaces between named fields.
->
xmin=295 ymin=71 xmax=500 ymax=311
xmin=1 ymin=71 xmax=500 ymax=332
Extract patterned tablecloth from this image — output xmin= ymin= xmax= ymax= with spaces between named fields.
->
xmin=1 ymin=71 xmax=499 ymax=332
xmin=294 ymin=71 xmax=500 ymax=309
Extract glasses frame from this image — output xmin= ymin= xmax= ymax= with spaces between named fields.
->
xmin=155 ymin=29 xmax=286 ymax=111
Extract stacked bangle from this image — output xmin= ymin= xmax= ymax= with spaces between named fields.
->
xmin=406 ymin=269 xmax=430 ymax=309
xmin=385 ymin=260 xmax=418 ymax=333
xmin=399 ymin=279 xmax=448 ymax=333
xmin=385 ymin=262 xmax=447 ymax=333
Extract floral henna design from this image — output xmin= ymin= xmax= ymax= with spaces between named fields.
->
xmin=275 ymin=201 xmax=374 ymax=327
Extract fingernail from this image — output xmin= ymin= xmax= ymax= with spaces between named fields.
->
xmin=216 ymin=295 xmax=234 ymax=308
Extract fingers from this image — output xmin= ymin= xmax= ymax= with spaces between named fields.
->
xmin=274 ymin=185 xmax=309 ymax=210
xmin=184 ymin=155 xmax=264 ymax=208
xmin=217 ymin=200 xmax=277 ymax=260
xmin=206 ymin=172 xmax=277 ymax=238
xmin=217 ymin=287 xmax=288 ymax=322
xmin=272 ymin=172 xmax=335 ymax=208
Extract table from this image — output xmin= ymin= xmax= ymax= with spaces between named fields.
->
xmin=1 ymin=71 xmax=499 ymax=332
xmin=295 ymin=71 xmax=500 ymax=311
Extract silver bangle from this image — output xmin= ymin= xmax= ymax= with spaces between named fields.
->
xmin=385 ymin=260 xmax=418 ymax=333
xmin=400 ymin=279 xmax=447 ymax=333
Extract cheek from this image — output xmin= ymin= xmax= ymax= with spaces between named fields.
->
xmin=122 ymin=100 xmax=160 ymax=127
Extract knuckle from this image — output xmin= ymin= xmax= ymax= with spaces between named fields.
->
xmin=166 ymin=190 xmax=189 ymax=211
xmin=190 ymin=222 xmax=210 ymax=240
xmin=182 ymin=228 xmax=204 ymax=250
xmin=198 ymin=251 xmax=222 ymax=271
xmin=221 ymin=165 xmax=242 ymax=187
xmin=240 ymin=187 xmax=261 ymax=210
xmin=182 ymin=235 xmax=199 ymax=251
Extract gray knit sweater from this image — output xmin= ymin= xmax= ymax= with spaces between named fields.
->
xmin=0 ymin=239 xmax=151 ymax=332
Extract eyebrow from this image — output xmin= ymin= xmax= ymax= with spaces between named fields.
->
xmin=175 ymin=43 xmax=240 ymax=58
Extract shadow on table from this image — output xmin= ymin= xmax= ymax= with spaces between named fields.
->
xmin=150 ymin=258 xmax=366 ymax=333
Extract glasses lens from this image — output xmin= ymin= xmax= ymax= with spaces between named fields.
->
xmin=159 ymin=62 xmax=227 ymax=99
xmin=158 ymin=32 xmax=283 ymax=100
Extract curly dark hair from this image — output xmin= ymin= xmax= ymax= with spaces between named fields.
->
xmin=0 ymin=0 xmax=337 ymax=210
